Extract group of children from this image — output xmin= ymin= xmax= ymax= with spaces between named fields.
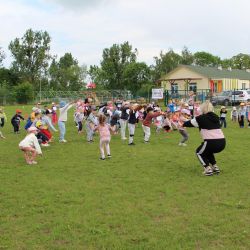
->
xmin=1 ymin=95 xmax=248 ymax=175
xmin=219 ymin=102 xmax=250 ymax=128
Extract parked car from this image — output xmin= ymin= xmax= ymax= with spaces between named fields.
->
xmin=211 ymin=91 xmax=232 ymax=106
xmin=231 ymin=90 xmax=250 ymax=104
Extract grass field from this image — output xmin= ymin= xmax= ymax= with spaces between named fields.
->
xmin=0 ymin=105 xmax=249 ymax=249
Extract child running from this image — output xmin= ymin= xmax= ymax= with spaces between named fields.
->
xmin=95 ymin=114 xmax=113 ymax=160
xmin=19 ymin=127 xmax=42 ymax=165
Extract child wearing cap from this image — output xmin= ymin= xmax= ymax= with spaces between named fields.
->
xmin=238 ymin=103 xmax=246 ymax=128
xmin=219 ymin=106 xmax=227 ymax=128
xmin=231 ymin=106 xmax=238 ymax=122
xmin=11 ymin=109 xmax=24 ymax=134
xmin=19 ymin=127 xmax=42 ymax=165
xmin=0 ymin=107 xmax=7 ymax=139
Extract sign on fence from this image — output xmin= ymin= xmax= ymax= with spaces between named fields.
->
xmin=152 ymin=88 xmax=164 ymax=99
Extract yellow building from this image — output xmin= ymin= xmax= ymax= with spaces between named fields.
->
xmin=160 ymin=65 xmax=250 ymax=93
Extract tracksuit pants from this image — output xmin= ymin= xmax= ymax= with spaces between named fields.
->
xmin=142 ymin=125 xmax=150 ymax=142
xmin=196 ymin=139 xmax=226 ymax=167
xmin=128 ymin=123 xmax=135 ymax=144
xmin=120 ymin=119 xmax=127 ymax=139
xmin=179 ymin=129 xmax=188 ymax=143
xmin=86 ymin=123 xmax=94 ymax=142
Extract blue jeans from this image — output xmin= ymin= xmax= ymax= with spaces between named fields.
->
xmin=220 ymin=118 xmax=227 ymax=128
xmin=58 ymin=121 xmax=66 ymax=140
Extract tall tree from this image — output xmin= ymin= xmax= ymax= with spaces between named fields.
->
xmin=152 ymin=49 xmax=182 ymax=82
xmin=181 ymin=46 xmax=194 ymax=65
xmin=123 ymin=62 xmax=151 ymax=93
xmin=49 ymin=53 xmax=86 ymax=90
xmin=230 ymin=53 xmax=250 ymax=69
xmin=193 ymin=51 xmax=221 ymax=67
xmin=0 ymin=47 xmax=6 ymax=66
xmin=100 ymin=41 xmax=137 ymax=89
xmin=8 ymin=29 xmax=52 ymax=87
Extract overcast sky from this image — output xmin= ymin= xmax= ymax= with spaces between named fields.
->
xmin=0 ymin=0 xmax=250 ymax=67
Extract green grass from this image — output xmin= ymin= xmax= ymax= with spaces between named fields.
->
xmin=0 ymin=105 xmax=249 ymax=249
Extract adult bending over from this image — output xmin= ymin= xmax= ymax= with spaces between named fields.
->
xmin=183 ymin=101 xmax=226 ymax=176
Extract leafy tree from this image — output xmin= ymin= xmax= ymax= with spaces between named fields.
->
xmin=123 ymin=62 xmax=151 ymax=93
xmin=88 ymin=65 xmax=106 ymax=87
xmin=0 ymin=67 xmax=21 ymax=87
xmin=193 ymin=51 xmax=221 ymax=67
xmin=0 ymin=47 xmax=6 ymax=66
xmin=9 ymin=29 xmax=52 ymax=87
xmin=152 ymin=49 xmax=182 ymax=82
xmin=13 ymin=82 xmax=34 ymax=104
xmin=230 ymin=53 xmax=250 ymax=69
xmin=221 ymin=58 xmax=233 ymax=69
xmin=100 ymin=41 xmax=137 ymax=89
xmin=49 ymin=53 xmax=86 ymax=90
xmin=181 ymin=46 xmax=194 ymax=65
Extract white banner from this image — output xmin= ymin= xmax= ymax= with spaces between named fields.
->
xmin=152 ymin=88 xmax=164 ymax=99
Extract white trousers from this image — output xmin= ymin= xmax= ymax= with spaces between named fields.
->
xmin=120 ymin=119 xmax=127 ymax=139
xmin=100 ymin=139 xmax=110 ymax=158
xmin=142 ymin=125 xmax=150 ymax=142
xmin=128 ymin=123 xmax=135 ymax=144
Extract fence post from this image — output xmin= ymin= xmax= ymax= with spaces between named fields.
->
xmin=165 ymin=90 xmax=169 ymax=107
xmin=233 ymin=88 xmax=236 ymax=105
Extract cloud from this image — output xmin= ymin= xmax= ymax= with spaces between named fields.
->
xmin=1 ymin=0 xmax=250 ymax=68
xmin=41 ymin=0 xmax=111 ymax=10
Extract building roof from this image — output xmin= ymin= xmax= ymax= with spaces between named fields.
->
xmin=180 ymin=65 xmax=250 ymax=80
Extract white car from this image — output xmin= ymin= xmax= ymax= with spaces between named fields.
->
xmin=231 ymin=90 xmax=250 ymax=103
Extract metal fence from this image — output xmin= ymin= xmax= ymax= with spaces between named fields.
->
xmin=164 ymin=89 xmax=211 ymax=105
xmin=0 ymin=89 xmax=151 ymax=105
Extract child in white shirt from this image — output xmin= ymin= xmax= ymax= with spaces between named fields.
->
xmin=19 ymin=127 xmax=42 ymax=165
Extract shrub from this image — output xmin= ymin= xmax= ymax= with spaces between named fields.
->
xmin=13 ymin=82 xmax=34 ymax=104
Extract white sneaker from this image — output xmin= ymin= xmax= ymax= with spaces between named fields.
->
xmin=182 ymin=143 xmax=187 ymax=146
xmin=121 ymin=137 xmax=127 ymax=140
xmin=211 ymin=164 xmax=220 ymax=174
xmin=203 ymin=166 xmax=213 ymax=176
xmin=178 ymin=142 xmax=183 ymax=146
xmin=41 ymin=143 xmax=50 ymax=147
xmin=59 ymin=139 xmax=67 ymax=143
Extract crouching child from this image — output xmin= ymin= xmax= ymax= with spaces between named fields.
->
xmin=19 ymin=127 xmax=42 ymax=165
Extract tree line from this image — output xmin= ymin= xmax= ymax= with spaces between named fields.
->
xmin=1 ymin=28 xmax=250 ymax=103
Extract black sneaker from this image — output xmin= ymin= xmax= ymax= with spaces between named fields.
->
xmin=128 ymin=142 xmax=135 ymax=145
xmin=99 ymin=157 xmax=105 ymax=160
xmin=144 ymin=140 xmax=149 ymax=143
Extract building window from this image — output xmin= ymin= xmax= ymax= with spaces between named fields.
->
xmin=188 ymin=82 xmax=197 ymax=92
xmin=171 ymin=83 xmax=178 ymax=94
